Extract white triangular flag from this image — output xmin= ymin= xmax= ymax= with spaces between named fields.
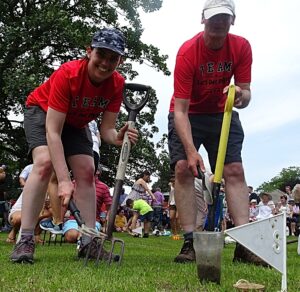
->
xmin=225 ymin=213 xmax=286 ymax=273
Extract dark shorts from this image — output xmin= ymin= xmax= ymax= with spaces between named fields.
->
xmin=24 ymin=106 xmax=93 ymax=158
xmin=140 ymin=211 xmax=154 ymax=222
xmin=168 ymin=111 xmax=244 ymax=173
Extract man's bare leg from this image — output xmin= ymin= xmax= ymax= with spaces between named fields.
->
xmin=175 ymin=160 xmax=196 ymax=233
xmin=173 ymin=160 xmax=196 ymax=263
xmin=224 ymin=162 xmax=269 ymax=267
xmin=223 ymin=162 xmax=249 ymax=226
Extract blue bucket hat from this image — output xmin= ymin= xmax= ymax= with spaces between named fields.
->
xmin=91 ymin=28 xmax=125 ymax=56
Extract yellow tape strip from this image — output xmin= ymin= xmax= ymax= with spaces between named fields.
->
xmin=213 ymin=85 xmax=235 ymax=183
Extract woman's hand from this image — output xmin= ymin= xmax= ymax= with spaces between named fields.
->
xmin=58 ymin=180 xmax=75 ymax=207
xmin=115 ymin=123 xmax=139 ymax=146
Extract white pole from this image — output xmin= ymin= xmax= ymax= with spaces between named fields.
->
xmin=281 ymin=210 xmax=287 ymax=292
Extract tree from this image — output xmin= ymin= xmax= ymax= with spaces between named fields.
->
xmin=257 ymin=166 xmax=300 ymax=193
xmin=0 ymin=0 xmax=170 ymax=185
xmin=151 ymin=133 xmax=172 ymax=192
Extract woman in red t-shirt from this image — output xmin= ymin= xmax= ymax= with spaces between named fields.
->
xmin=11 ymin=28 xmax=138 ymax=264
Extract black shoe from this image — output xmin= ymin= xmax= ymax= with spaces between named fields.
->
xmin=10 ymin=235 xmax=35 ymax=264
xmin=143 ymin=233 xmax=149 ymax=238
xmin=233 ymin=243 xmax=270 ymax=267
xmin=174 ymin=238 xmax=195 ymax=263
xmin=78 ymin=240 xmax=119 ymax=262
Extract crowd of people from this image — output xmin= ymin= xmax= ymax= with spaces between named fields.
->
xmin=0 ymin=0 xmax=299 ymax=278
xmin=2 ymin=163 xmax=299 ymax=243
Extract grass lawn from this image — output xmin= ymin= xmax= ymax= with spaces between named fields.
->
xmin=0 ymin=232 xmax=299 ymax=292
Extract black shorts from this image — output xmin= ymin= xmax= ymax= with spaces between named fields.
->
xmin=140 ymin=211 xmax=154 ymax=222
xmin=168 ymin=111 xmax=244 ymax=173
xmin=24 ymin=106 xmax=93 ymax=158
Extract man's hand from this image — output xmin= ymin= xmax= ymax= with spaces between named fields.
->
xmin=223 ymin=83 xmax=251 ymax=109
xmin=187 ymin=150 xmax=206 ymax=177
xmin=115 ymin=123 xmax=139 ymax=146
xmin=58 ymin=180 xmax=75 ymax=207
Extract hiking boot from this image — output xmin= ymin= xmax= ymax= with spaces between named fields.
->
xmin=78 ymin=240 xmax=120 ymax=262
xmin=233 ymin=243 xmax=270 ymax=267
xmin=10 ymin=235 xmax=35 ymax=264
xmin=40 ymin=218 xmax=63 ymax=235
xmin=174 ymin=238 xmax=195 ymax=263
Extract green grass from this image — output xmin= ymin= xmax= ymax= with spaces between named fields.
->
xmin=0 ymin=232 xmax=299 ymax=292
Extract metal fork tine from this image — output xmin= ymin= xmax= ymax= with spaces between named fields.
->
xmin=95 ymin=237 xmax=105 ymax=267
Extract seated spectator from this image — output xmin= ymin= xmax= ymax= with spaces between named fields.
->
xmin=99 ymin=211 xmax=108 ymax=231
xmin=276 ymin=194 xmax=292 ymax=214
xmin=6 ymin=192 xmax=52 ymax=244
xmin=19 ymin=164 xmax=33 ymax=188
xmin=256 ymin=192 xmax=275 ymax=220
xmin=284 ymin=185 xmax=293 ymax=200
xmin=249 ymin=199 xmax=259 ymax=222
xmin=292 ymin=184 xmax=300 ymax=204
xmin=0 ymin=164 xmax=11 ymax=231
xmin=289 ymin=199 xmax=300 ymax=236
xmin=276 ymin=195 xmax=294 ymax=235
xmin=126 ymin=198 xmax=153 ymax=238
xmin=248 ymin=186 xmax=260 ymax=204
xmin=42 ymin=166 xmax=112 ymax=242
xmin=114 ymin=207 xmax=128 ymax=232
xmin=63 ymin=216 xmax=101 ymax=243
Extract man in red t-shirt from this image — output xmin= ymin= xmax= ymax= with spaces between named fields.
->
xmin=168 ymin=0 xmax=267 ymax=267
xmin=95 ymin=166 xmax=112 ymax=228
xmin=11 ymin=28 xmax=138 ymax=264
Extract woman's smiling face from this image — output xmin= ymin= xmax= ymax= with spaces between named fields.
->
xmin=87 ymin=47 xmax=121 ymax=85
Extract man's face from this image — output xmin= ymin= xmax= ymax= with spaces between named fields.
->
xmin=87 ymin=48 xmax=121 ymax=85
xmin=203 ymin=14 xmax=233 ymax=39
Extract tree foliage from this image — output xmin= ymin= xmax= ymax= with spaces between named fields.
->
xmin=256 ymin=166 xmax=300 ymax=193
xmin=0 ymin=0 xmax=171 ymax=186
xmin=151 ymin=133 xmax=172 ymax=192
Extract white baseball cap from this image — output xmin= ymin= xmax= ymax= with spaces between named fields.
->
xmin=203 ymin=0 xmax=235 ymax=20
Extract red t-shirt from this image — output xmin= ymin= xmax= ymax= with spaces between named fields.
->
xmin=95 ymin=177 xmax=112 ymax=222
xmin=169 ymin=32 xmax=252 ymax=114
xmin=26 ymin=59 xmax=125 ymax=128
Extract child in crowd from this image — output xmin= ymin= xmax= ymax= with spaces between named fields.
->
xmin=126 ymin=199 xmax=153 ymax=238
xmin=114 ymin=207 xmax=128 ymax=232
xmin=249 ymin=199 xmax=259 ymax=222
xmin=256 ymin=192 xmax=275 ymax=220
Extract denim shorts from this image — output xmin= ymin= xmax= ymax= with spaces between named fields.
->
xmin=168 ymin=111 xmax=244 ymax=173
xmin=24 ymin=106 xmax=93 ymax=158
xmin=63 ymin=219 xmax=101 ymax=235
